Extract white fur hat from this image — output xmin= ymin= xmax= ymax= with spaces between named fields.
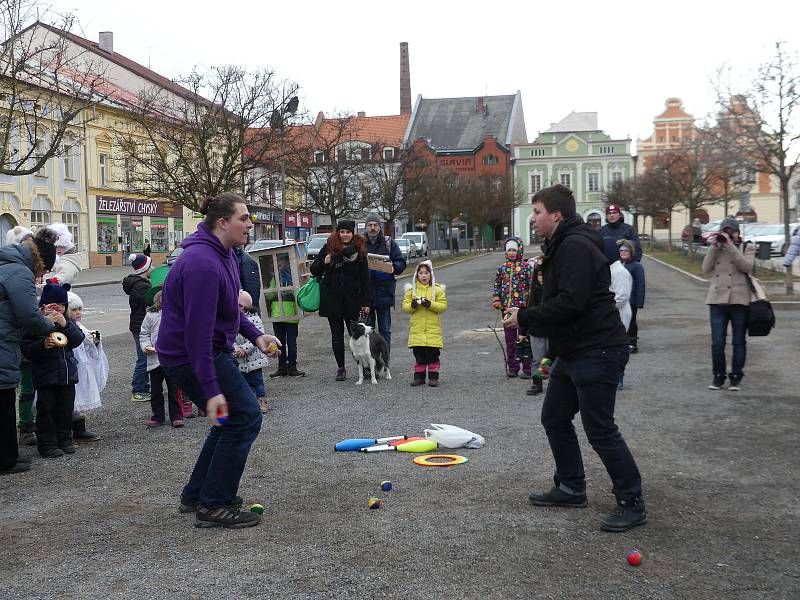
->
xmin=5 ymin=225 xmax=33 ymax=246
xmin=67 ymin=291 xmax=83 ymax=311
xmin=48 ymin=223 xmax=75 ymax=252
xmin=411 ymin=259 xmax=439 ymax=301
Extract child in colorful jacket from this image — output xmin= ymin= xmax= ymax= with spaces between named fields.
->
xmin=402 ymin=260 xmax=448 ymax=387
xmin=492 ymin=237 xmax=533 ymax=377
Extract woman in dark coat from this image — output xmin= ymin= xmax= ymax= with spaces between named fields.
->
xmin=310 ymin=220 xmax=372 ymax=381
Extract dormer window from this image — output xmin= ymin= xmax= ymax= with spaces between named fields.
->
xmin=383 ymin=147 xmax=395 ymax=160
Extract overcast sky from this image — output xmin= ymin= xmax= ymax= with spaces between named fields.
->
xmin=51 ymin=0 xmax=799 ymax=150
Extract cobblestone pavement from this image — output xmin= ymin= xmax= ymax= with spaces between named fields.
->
xmin=1 ymin=253 xmax=798 ymax=599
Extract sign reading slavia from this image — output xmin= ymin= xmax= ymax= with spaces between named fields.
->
xmin=96 ymin=196 xmax=177 ymax=217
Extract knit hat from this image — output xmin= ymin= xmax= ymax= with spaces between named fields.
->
xmin=336 ymin=220 xmax=356 ymax=232
xmin=129 ymin=253 xmax=152 ymax=275
xmin=605 ymin=204 xmax=622 ymax=215
xmin=364 ymin=212 xmax=381 ymax=225
xmin=5 ymin=225 xmax=33 ymax=246
xmin=504 ymin=236 xmax=524 ymax=257
xmin=719 ymin=217 xmax=740 ymax=233
xmin=67 ymin=291 xmax=83 ymax=311
xmin=33 ymin=228 xmax=59 ymax=271
xmin=411 ymin=259 xmax=439 ymax=301
xmin=39 ymin=281 xmax=71 ymax=307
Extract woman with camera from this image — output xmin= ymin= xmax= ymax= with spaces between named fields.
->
xmin=702 ymin=217 xmax=755 ymax=391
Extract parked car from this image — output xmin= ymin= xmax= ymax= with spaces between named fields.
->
xmin=164 ymin=246 xmax=183 ymax=266
xmin=699 ymin=221 xmax=722 ymax=246
xmin=749 ymin=223 xmax=799 ymax=256
xmin=306 ymin=236 xmax=327 ymax=261
xmin=394 ymin=238 xmax=418 ymax=261
xmin=245 ymin=239 xmax=293 ymax=253
xmin=400 ymin=231 xmax=428 ymax=257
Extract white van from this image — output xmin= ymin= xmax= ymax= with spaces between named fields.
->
xmin=401 ymin=231 xmax=428 ymax=257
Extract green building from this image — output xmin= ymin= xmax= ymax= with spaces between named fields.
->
xmin=512 ymin=112 xmax=634 ymax=244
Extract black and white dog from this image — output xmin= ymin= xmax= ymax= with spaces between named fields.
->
xmin=348 ymin=321 xmax=392 ymax=385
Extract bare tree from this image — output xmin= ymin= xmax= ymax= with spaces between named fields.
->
xmin=633 ymin=168 xmax=680 ymax=251
xmin=114 ymin=65 xmax=297 ymax=212
xmin=0 ymin=1 xmax=108 ymax=175
xmin=714 ymin=42 xmax=800 ymax=292
xmin=361 ymin=145 xmax=418 ymax=237
xmin=463 ymin=174 xmax=521 ymax=249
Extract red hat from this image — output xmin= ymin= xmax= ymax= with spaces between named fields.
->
xmin=605 ymin=204 xmax=622 ymax=215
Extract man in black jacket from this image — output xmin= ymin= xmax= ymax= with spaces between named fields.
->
xmin=234 ymin=245 xmax=261 ymax=312
xmin=600 ymin=204 xmax=642 ymax=261
xmin=504 ymin=185 xmax=645 ymax=532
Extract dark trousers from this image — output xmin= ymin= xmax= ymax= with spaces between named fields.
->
xmin=541 ymin=347 xmax=642 ymax=501
xmin=242 ymin=369 xmax=265 ymax=398
xmin=327 ymin=318 xmax=353 ymax=369
xmin=412 ymin=347 xmax=440 ymax=365
xmin=149 ymin=367 xmax=181 ymax=423
xmin=273 ymin=322 xmax=298 ymax=369
xmin=164 ymin=352 xmax=262 ymax=509
xmin=0 ymin=388 xmax=19 ymax=470
xmin=365 ymin=307 xmax=392 ymax=353
xmin=627 ymin=306 xmax=639 ymax=343
xmin=36 ymin=385 xmax=76 ymax=453
xmin=710 ymin=304 xmax=748 ymax=377
xmin=131 ymin=332 xmax=150 ymax=393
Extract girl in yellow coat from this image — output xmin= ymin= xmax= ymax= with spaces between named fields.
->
xmin=403 ymin=260 xmax=447 ymax=387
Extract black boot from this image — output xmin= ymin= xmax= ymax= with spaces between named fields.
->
xmin=600 ymin=497 xmax=647 ymax=532
xmin=526 ymin=375 xmax=543 ymax=396
xmin=18 ymin=423 xmax=37 ymax=446
xmin=269 ymin=366 xmax=288 ymax=378
xmin=410 ymin=371 xmax=426 ymax=386
xmin=427 ymin=371 xmax=440 ymax=387
xmin=72 ymin=416 xmax=101 ymax=443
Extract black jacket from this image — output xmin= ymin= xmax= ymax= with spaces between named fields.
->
xmin=518 ymin=215 xmax=630 ymax=359
xmin=310 ymin=242 xmax=372 ymax=320
xmin=21 ymin=317 xmax=84 ymax=388
xmin=600 ymin=220 xmax=642 ymax=261
xmin=235 ymin=247 xmax=261 ymax=311
xmin=123 ymin=274 xmax=150 ymax=333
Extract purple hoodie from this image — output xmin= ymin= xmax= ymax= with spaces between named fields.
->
xmin=157 ymin=223 xmax=263 ymax=399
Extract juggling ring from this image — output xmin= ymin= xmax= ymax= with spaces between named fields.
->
xmin=413 ymin=454 xmax=468 ymax=467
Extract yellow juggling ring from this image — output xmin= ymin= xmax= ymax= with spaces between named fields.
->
xmin=413 ymin=454 xmax=468 ymax=467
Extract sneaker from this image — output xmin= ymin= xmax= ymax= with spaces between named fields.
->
xmin=708 ymin=374 xmax=726 ymax=390
xmin=171 ymin=419 xmax=185 ymax=428
xmin=59 ymin=441 xmax=77 ymax=454
xmin=600 ymin=497 xmax=647 ymax=532
xmin=145 ymin=419 xmax=163 ymax=428
xmin=335 ymin=368 xmax=346 ymax=382
xmin=287 ymin=367 xmax=306 ymax=377
xmin=258 ymin=397 xmax=269 ymax=414
xmin=0 ymin=460 xmax=32 ymax=474
xmin=529 ymin=486 xmax=588 ymax=508
xmin=41 ymin=447 xmax=64 ymax=459
xmin=527 ymin=376 xmax=543 ymax=396
xmin=179 ymin=495 xmax=243 ymax=514
xmin=131 ymin=392 xmax=151 ymax=402
xmin=195 ymin=504 xmax=261 ymax=529
xmin=728 ymin=374 xmax=742 ymax=391
xmin=269 ymin=367 xmax=288 ymax=378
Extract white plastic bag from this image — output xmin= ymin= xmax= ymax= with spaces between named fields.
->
xmin=426 ymin=424 xmax=485 ymax=449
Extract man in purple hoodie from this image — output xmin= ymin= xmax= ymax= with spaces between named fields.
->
xmin=158 ymin=192 xmax=281 ymax=529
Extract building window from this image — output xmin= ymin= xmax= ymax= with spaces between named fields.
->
xmin=560 ymin=173 xmax=572 ymax=189
xmin=174 ymin=219 xmax=184 ymax=248
xmin=588 ymin=172 xmax=600 ymax=192
xmin=30 ymin=210 xmax=50 ymax=231
xmin=657 ymin=136 xmax=665 ymax=143
xmin=531 ymin=148 xmax=546 ymax=157
xmin=62 ymin=139 xmax=76 ymax=180
xmin=34 ymin=139 xmax=47 ymax=177
xmin=360 ymin=148 xmax=371 ymax=161
xmin=482 ymin=154 xmax=499 ymax=166
xmin=383 ymin=147 xmax=395 ymax=160
xmin=529 ymin=173 xmax=542 ymax=195
xmin=61 ymin=199 xmax=81 ymax=251
xmin=96 ymin=217 xmax=116 ymax=253
xmin=151 ymin=218 xmax=168 ymax=252
xmin=599 ymin=145 xmax=614 ymax=155
xmin=314 ymin=151 xmax=327 ymax=164
xmin=124 ymin=159 xmax=132 ymax=191
xmin=739 ymin=191 xmax=752 ymax=212
xmin=670 ymin=136 xmax=679 ymax=142
xmin=610 ymin=171 xmax=623 ymax=186
xmin=336 ymin=149 xmax=347 ymax=162
xmin=99 ymin=153 xmax=108 ymax=186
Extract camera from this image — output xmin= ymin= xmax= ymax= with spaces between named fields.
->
xmin=90 ymin=330 xmax=101 ymax=343
xmin=714 ymin=233 xmax=729 ymax=248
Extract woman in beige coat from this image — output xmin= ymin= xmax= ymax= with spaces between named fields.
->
xmin=701 ymin=217 xmax=755 ymax=391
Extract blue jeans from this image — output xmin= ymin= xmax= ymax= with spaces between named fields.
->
xmin=540 ymin=347 xmax=642 ymax=501
xmin=709 ymin=304 xmax=748 ymax=377
xmin=164 ymin=352 xmax=263 ymax=509
xmin=131 ymin=332 xmax=150 ymax=393
xmin=366 ymin=307 xmax=392 ymax=353
xmin=242 ymin=369 xmax=265 ymax=398
xmin=272 ymin=322 xmax=298 ymax=369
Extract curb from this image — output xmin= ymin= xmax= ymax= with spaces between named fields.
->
xmin=397 ymin=252 xmax=491 ymax=280
xmin=73 ymin=279 xmax=119 ymax=289
xmin=643 ymin=254 xmax=707 ymax=284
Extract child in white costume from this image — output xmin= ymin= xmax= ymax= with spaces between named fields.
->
xmin=67 ymin=292 xmax=107 ymax=439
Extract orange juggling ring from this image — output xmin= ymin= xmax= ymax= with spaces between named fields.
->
xmin=413 ymin=454 xmax=468 ymax=467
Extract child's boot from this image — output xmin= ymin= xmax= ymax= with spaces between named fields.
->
xmin=72 ymin=416 xmax=101 ymax=443
xmin=427 ymin=362 xmax=441 ymax=387
xmin=527 ymin=375 xmax=543 ymax=396
xmin=410 ymin=364 xmax=426 ymax=386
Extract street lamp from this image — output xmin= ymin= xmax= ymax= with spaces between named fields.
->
xmin=271 ymin=96 xmax=299 ymax=241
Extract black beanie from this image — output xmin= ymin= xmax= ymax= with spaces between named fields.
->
xmin=336 ymin=220 xmax=356 ymax=232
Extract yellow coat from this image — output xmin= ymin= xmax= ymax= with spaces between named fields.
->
xmin=402 ymin=282 xmax=447 ymax=348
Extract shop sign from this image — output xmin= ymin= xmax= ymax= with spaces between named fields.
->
xmin=285 ymin=212 xmax=298 ymax=227
xmin=97 ymin=196 xmax=178 ymax=217
xmin=298 ymin=212 xmax=312 ymax=228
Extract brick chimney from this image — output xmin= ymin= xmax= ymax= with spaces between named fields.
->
xmin=99 ymin=31 xmax=113 ymax=53
xmin=400 ymin=42 xmax=411 ymax=115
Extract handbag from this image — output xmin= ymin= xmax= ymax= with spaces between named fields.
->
xmin=745 ymin=274 xmax=775 ymax=336
xmin=296 ymin=276 xmax=321 ymax=312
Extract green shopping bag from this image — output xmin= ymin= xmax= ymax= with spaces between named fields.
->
xmin=296 ymin=276 xmax=321 ymax=312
